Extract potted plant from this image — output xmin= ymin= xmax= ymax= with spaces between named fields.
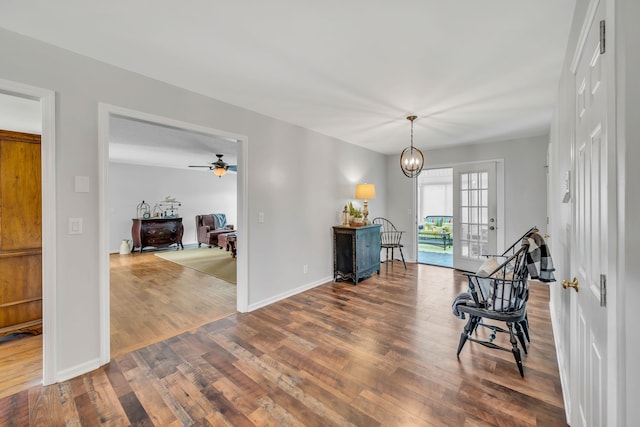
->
xmin=349 ymin=202 xmax=364 ymax=226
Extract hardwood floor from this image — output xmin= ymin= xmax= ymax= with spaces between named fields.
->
xmin=110 ymin=250 xmax=237 ymax=358
xmin=0 ymin=249 xmax=237 ymax=400
xmin=0 ymin=334 xmax=42 ymax=400
xmin=0 ymin=261 xmax=567 ymax=426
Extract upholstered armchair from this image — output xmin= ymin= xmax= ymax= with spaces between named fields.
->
xmin=196 ymin=214 xmax=234 ymax=247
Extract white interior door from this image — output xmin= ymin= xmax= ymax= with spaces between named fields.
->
xmin=452 ymin=162 xmax=497 ymax=272
xmin=570 ymin=1 xmax=609 ymax=425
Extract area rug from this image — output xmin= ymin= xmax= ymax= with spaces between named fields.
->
xmin=155 ymin=247 xmax=236 ymax=284
xmin=418 ymin=242 xmax=453 ymax=255
xmin=418 ymin=242 xmax=453 ymax=268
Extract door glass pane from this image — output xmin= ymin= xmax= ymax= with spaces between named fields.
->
xmin=461 ymin=242 xmax=469 ymax=257
xmin=461 ymin=190 xmax=468 ymax=206
xmin=461 ymin=173 xmax=469 ymax=190
xmin=480 ymin=172 xmax=488 ymax=188
xmin=480 ymin=225 xmax=488 ymax=242
xmin=471 ymin=190 xmax=478 ymax=206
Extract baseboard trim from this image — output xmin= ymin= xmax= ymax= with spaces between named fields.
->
xmin=56 ymin=358 xmax=102 ymax=383
xmin=550 ymin=298 xmax=572 ymax=424
xmin=247 ymin=276 xmax=333 ymax=312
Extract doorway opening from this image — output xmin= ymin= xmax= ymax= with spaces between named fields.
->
xmin=107 ymin=115 xmax=240 ymax=358
xmin=0 ymin=83 xmax=56 ymax=396
xmin=417 ymin=168 xmax=453 ymax=268
xmin=98 ymin=104 xmax=249 ymax=365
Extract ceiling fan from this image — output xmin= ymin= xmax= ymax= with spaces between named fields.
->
xmin=189 ymin=154 xmax=237 ymax=177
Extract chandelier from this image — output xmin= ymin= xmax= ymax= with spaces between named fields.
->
xmin=399 ymin=115 xmax=424 ymax=178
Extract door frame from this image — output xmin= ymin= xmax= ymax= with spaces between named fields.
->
xmin=0 ymin=78 xmax=57 ymax=385
xmin=97 ymin=104 xmax=249 ymax=365
xmin=419 ymin=160 xmax=505 ymax=261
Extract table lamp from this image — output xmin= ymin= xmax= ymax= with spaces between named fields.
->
xmin=355 ymin=183 xmax=376 ymax=225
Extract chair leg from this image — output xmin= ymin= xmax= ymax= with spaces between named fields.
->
xmin=515 ymin=322 xmax=528 ymax=355
xmin=399 ymin=246 xmax=407 ymax=269
xmin=520 ymin=313 xmax=531 ymax=342
xmin=456 ymin=332 xmax=468 ymax=356
xmin=457 ymin=316 xmax=478 ymax=356
xmin=508 ymin=322 xmax=525 ymax=377
xmin=385 ymin=247 xmax=390 ymax=271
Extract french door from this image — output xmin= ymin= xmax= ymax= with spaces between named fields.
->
xmin=452 ymin=162 xmax=497 ymax=272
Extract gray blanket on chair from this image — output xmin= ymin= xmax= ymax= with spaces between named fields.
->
xmin=452 ymin=292 xmax=474 ymax=319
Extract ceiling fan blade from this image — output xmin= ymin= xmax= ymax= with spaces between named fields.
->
xmin=228 ymin=165 xmax=237 ymax=172
xmin=188 ymin=165 xmax=213 ymax=168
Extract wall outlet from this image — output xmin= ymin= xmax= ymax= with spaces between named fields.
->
xmin=303 ymin=264 xmax=308 ymax=274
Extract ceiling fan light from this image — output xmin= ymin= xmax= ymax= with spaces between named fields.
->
xmin=213 ymin=166 xmax=227 ymax=177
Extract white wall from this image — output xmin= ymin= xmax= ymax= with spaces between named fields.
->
xmin=108 ymin=162 xmax=238 ymax=252
xmin=0 ymin=28 xmax=387 ymax=380
xmin=387 ymin=135 xmax=549 ymax=262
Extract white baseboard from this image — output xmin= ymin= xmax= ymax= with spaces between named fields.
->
xmin=550 ymin=298 xmax=572 ymax=424
xmin=55 ymin=358 xmax=102 ymax=383
xmin=247 ymin=275 xmax=333 ymax=312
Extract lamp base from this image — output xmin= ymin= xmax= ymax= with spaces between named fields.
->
xmin=362 ymin=200 xmax=369 ymax=225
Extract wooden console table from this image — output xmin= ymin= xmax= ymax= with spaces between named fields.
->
xmin=333 ymin=225 xmax=381 ymax=285
xmin=131 ymin=217 xmax=184 ymax=253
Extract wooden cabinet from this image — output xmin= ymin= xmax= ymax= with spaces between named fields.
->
xmin=333 ymin=225 xmax=381 ymax=285
xmin=0 ymin=130 xmax=42 ymax=338
xmin=132 ymin=218 xmax=184 ymax=253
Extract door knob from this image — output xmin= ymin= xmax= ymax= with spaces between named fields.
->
xmin=562 ymin=277 xmax=579 ymax=292
xmin=489 ymin=226 xmax=495 ymax=230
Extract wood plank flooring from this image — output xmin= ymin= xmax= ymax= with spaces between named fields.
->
xmin=0 ymin=249 xmax=237 ymax=400
xmin=110 ymin=250 xmax=237 ymax=358
xmin=0 ymin=260 xmax=567 ymax=426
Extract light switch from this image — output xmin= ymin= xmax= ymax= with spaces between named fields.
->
xmin=258 ymin=212 xmax=265 ymax=223
xmin=74 ymin=176 xmax=90 ymax=193
xmin=69 ymin=218 xmax=83 ymax=234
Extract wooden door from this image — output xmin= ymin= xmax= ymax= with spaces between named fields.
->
xmin=452 ymin=162 xmax=497 ymax=272
xmin=0 ymin=130 xmax=42 ymax=338
xmin=570 ymin=1 xmax=609 ymax=425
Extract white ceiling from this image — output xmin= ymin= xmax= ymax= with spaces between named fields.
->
xmin=0 ymin=1 xmax=575 ymax=156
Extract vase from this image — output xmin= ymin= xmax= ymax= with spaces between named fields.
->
xmin=119 ymin=239 xmax=131 ymax=255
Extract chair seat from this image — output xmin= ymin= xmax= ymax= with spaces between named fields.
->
xmin=457 ymin=304 xmax=527 ymax=322
xmin=381 ymin=243 xmax=403 ymax=248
